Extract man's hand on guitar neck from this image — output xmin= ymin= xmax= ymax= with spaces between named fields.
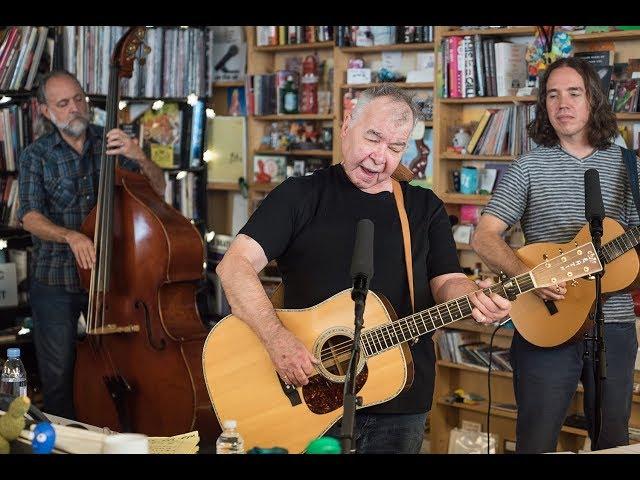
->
xmin=264 ymin=326 xmax=321 ymax=387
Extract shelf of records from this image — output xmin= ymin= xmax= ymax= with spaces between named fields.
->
xmin=162 ymin=170 xmax=205 ymax=223
xmin=0 ymin=26 xmax=52 ymax=93
xmin=60 ymin=26 xmax=210 ymax=98
xmin=0 ymin=97 xmax=40 ymax=172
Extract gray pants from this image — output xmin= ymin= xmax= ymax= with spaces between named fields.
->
xmin=511 ymin=322 xmax=637 ymax=453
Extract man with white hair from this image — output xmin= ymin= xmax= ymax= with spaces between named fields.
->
xmin=18 ymin=70 xmax=165 ymax=419
xmin=216 ymin=84 xmax=511 ymax=453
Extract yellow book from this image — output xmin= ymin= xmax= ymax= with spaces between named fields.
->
xmin=466 ymin=109 xmax=493 ymax=154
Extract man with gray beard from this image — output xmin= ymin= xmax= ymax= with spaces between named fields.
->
xmin=17 ymin=70 xmax=165 ymax=419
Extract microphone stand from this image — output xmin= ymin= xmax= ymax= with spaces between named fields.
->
xmin=340 ymin=275 xmax=366 ymax=454
xmin=585 ymin=215 xmax=606 ymax=450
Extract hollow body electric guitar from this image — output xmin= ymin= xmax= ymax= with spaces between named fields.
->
xmin=202 ymin=243 xmax=602 ymax=453
xmin=510 ymin=217 xmax=640 ymax=347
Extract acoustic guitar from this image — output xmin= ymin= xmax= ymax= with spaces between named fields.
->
xmin=510 ymin=217 xmax=640 ymax=347
xmin=202 ymin=243 xmax=602 ymax=453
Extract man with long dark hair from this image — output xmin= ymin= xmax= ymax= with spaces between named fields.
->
xmin=472 ymin=57 xmax=639 ymax=453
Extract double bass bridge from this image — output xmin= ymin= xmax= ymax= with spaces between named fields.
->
xmin=86 ymin=324 xmax=140 ymax=335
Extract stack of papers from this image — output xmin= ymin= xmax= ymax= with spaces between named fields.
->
xmin=148 ymin=431 xmax=200 ymax=454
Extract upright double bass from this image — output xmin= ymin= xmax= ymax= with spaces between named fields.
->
xmin=73 ymin=27 xmax=218 ymax=440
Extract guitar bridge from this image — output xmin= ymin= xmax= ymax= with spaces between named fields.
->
xmin=278 ymin=375 xmax=302 ymax=407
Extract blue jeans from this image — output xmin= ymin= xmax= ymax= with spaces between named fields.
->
xmin=325 ymin=412 xmax=427 ymax=453
xmin=511 ymin=322 xmax=637 ymax=453
xmin=30 ymin=279 xmax=87 ymax=419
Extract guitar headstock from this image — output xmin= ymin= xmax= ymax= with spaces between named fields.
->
xmin=112 ymin=26 xmax=147 ymax=78
xmin=531 ymin=242 xmax=603 ymax=288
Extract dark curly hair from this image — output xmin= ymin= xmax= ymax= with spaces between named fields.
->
xmin=528 ymin=57 xmax=618 ymax=148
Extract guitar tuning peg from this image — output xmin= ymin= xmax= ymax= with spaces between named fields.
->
xmin=558 ymin=248 xmax=563 ymax=254
xmin=574 ymin=241 xmax=579 ymax=247
xmin=542 ymin=253 xmax=548 ymax=260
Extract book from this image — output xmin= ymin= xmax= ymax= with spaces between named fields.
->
xmin=210 ymin=27 xmax=247 ymax=83
xmin=205 ymin=116 xmax=246 ymax=183
xmin=139 ymin=102 xmax=183 ymax=168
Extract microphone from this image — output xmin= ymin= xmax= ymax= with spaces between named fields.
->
xmin=350 ymin=219 xmax=374 ymax=303
xmin=214 ymin=44 xmax=239 ymax=72
xmin=584 ymin=169 xmax=605 ymax=239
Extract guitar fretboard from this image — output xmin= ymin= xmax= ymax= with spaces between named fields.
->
xmin=361 ymin=273 xmax=534 ymax=357
xmin=601 ymin=225 xmax=640 ymax=264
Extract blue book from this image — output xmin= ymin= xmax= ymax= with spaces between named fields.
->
xmin=190 ymin=99 xmax=205 ymax=167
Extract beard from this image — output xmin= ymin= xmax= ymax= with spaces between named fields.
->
xmin=49 ymin=111 xmax=90 ymax=138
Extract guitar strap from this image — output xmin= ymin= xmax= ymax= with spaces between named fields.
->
xmin=392 ymin=179 xmax=415 ymax=313
xmin=621 ymin=146 xmax=640 ymax=218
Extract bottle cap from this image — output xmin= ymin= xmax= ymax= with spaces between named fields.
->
xmin=306 ymin=436 xmax=341 ymax=454
xmin=222 ymin=419 xmax=237 ymax=429
xmin=7 ymin=348 xmax=20 ymax=359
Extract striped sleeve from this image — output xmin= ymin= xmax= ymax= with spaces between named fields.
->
xmin=482 ymin=159 xmax=530 ymax=227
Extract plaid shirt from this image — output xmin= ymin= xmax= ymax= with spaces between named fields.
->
xmin=18 ymin=124 xmax=139 ymax=292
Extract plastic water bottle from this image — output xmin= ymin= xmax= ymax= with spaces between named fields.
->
xmin=216 ymin=419 xmax=245 ymax=454
xmin=0 ymin=348 xmax=27 ymax=397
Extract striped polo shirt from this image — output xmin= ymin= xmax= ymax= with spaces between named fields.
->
xmin=484 ymin=143 xmax=640 ymax=323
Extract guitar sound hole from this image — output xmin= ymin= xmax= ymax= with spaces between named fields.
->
xmin=320 ymin=335 xmax=358 ymax=377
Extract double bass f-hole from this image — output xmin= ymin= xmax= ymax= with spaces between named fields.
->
xmin=135 ymin=300 xmax=166 ymax=351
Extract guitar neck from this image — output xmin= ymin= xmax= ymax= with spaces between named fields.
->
xmin=601 ymin=225 xmax=640 ymax=264
xmin=361 ymin=272 xmax=535 ymax=358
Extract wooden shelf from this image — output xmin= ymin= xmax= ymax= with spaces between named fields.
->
xmin=207 ymin=182 xmax=240 ymax=192
xmin=440 ymin=193 xmax=491 ymax=205
xmin=439 ymin=95 xmax=537 ymax=104
xmin=440 ymin=153 xmax=515 ymax=161
xmin=339 ymin=43 xmax=434 ymax=53
xmin=441 ymin=318 xmax=515 ymax=337
xmin=437 ymin=360 xmax=513 ymax=378
xmin=435 ymin=398 xmax=588 ymax=436
xmin=255 ymin=149 xmax=332 ymax=157
xmin=441 ymin=27 xmax=536 ymax=37
xmin=569 ymin=30 xmax=640 ymax=42
xmin=250 ymin=182 xmax=279 ymax=192
xmin=456 ymin=242 xmax=473 ymax=251
xmin=252 ymin=114 xmax=334 ymax=121
xmin=340 ymin=82 xmax=434 ymax=90
xmin=616 ymin=112 xmax=640 ymax=121
xmin=212 ymin=80 xmax=245 ymax=88
xmin=255 ymin=41 xmax=334 ymax=52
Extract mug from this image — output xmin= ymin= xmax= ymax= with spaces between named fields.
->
xmin=102 ymin=433 xmax=149 ymax=454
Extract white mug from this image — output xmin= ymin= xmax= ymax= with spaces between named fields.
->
xmin=102 ymin=433 xmax=149 ymax=454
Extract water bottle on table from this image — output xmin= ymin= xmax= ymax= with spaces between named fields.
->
xmin=0 ymin=348 xmax=27 ymax=398
xmin=216 ymin=419 xmax=245 ymax=454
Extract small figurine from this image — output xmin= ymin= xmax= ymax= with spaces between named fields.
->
xmin=0 ymin=395 xmax=30 ymax=454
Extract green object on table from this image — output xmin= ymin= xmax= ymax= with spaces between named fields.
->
xmin=616 ymin=26 xmax=640 ymax=31
xmin=306 ymin=436 xmax=341 ymax=454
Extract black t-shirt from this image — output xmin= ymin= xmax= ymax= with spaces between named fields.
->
xmin=239 ymin=164 xmax=462 ymax=413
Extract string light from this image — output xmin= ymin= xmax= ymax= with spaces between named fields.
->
xmin=0 ymin=96 xmax=12 ymax=104
xmin=176 ymin=171 xmax=187 ymax=180
xmin=203 ymin=149 xmax=216 ymax=163
xmin=118 ymin=100 xmax=127 ymax=110
xmin=152 ymin=100 xmax=164 ymax=111
xmin=205 ymin=231 xmax=215 ymax=243
xmin=205 ymin=108 xmax=216 ymax=119
xmin=187 ymin=93 xmax=198 ymax=106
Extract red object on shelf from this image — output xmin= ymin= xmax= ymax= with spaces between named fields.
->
xmin=300 ymin=55 xmax=318 ymax=114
